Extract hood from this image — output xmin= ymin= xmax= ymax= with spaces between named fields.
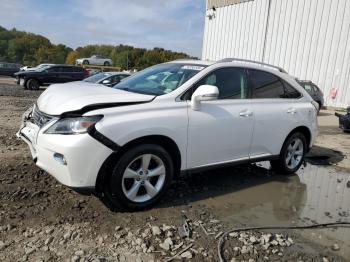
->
xmin=36 ymin=82 xmax=155 ymax=115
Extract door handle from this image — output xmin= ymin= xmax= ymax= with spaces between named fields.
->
xmin=239 ymin=110 xmax=253 ymax=117
xmin=287 ymin=108 xmax=296 ymax=114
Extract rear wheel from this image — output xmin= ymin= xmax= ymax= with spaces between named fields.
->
xmin=26 ymin=79 xmax=40 ymax=90
xmin=270 ymin=132 xmax=306 ymax=174
xmin=83 ymin=60 xmax=89 ymax=65
xmin=103 ymin=144 xmax=174 ymax=211
xmin=104 ymin=61 xmax=110 ymax=66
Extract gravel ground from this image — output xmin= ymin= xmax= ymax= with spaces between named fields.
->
xmin=0 ymin=80 xmax=349 ymax=261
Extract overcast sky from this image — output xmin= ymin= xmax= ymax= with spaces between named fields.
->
xmin=0 ymin=0 xmax=206 ymax=57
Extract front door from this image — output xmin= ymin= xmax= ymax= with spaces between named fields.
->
xmin=187 ymin=67 xmax=254 ymax=169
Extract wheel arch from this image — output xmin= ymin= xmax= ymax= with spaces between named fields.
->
xmin=25 ymin=77 xmax=42 ymax=87
xmin=95 ymin=135 xmax=182 ymax=193
xmin=284 ymin=126 xmax=312 ymax=152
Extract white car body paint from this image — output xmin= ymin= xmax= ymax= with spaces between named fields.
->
xmin=37 ymin=83 xmax=154 ymax=115
xmin=18 ymin=60 xmax=318 ymax=190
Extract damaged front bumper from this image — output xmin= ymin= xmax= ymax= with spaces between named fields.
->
xmin=16 ymin=107 xmax=38 ymax=159
xmin=17 ymin=107 xmax=113 ymax=189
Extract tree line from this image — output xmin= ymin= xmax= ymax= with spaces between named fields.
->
xmin=0 ymin=26 xmax=194 ymax=70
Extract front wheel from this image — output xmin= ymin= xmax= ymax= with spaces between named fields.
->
xmin=103 ymin=144 xmax=174 ymax=211
xmin=270 ymin=132 xmax=306 ymax=174
xmin=26 ymin=79 xmax=40 ymax=90
xmin=104 ymin=61 xmax=110 ymax=66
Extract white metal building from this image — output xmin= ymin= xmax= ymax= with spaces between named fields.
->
xmin=202 ymin=0 xmax=350 ymax=108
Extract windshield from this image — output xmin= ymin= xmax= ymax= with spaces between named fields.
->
xmin=83 ymin=72 xmax=112 ymax=83
xmin=113 ymin=63 xmax=206 ymax=95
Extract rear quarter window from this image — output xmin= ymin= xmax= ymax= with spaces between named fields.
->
xmin=249 ymin=69 xmax=301 ymax=99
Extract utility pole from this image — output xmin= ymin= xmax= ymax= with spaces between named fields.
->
xmin=126 ymin=50 xmax=129 ymax=71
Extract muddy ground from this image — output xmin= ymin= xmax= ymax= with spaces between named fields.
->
xmin=0 ymin=78 xmax=349 ymax=262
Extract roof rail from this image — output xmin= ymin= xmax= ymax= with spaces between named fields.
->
xmin=218 ymin=58 xmax=287 ymax=73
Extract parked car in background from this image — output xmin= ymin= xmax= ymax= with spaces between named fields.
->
xmin=20 ymin=65 xmax=33 ymax=71
xmin=0 ymin=62 xmax=21 ymax=76
xmin=83 ymin=72 xmax=130 ymax=87
xmin=297 ymin=80 xmax=324 ymax=110
xmin=14 ymin=64 xmax=88 ymax=90
xmin=335 ymin=106 xmax=350 ymax=132
xmin=76 ymin=55 xmax=112 ymax=66
xmin=17 ymin=59 xmax=318 ymax=210
xmin=15 ymin=64 xmax=55 ymax=84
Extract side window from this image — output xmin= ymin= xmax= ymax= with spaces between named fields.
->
xmin=284 ymin=81 xmax=301 ymax=98
xmin=194 ymin=67 xmax=248 ymax=100
xmin=47 ymin=67 xmax=60 ymax=73
xmin=249 ymin=69 xmax=284 ymax=98
xmin=110 ymin=75 xmax=120 ymax=84
xmin=249 ymin=69 xmax=301 ymax=99
xmin=303 ymin=84 xmax=312 ymax=91
xmin=62 ymin=67 xmax=74 ymax=73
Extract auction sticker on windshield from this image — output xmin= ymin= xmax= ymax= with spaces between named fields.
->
xmin=181 ymin=65 xmax=205 ymax=71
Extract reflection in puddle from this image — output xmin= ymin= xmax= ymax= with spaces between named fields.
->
xmin=192 ymin=162 xmax=350 ymax=258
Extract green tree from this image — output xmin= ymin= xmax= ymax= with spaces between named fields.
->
xmin=0 ymin=25 xmax=194 ymax=68
xmin=65 ymin=51 xmax=78 ymax=64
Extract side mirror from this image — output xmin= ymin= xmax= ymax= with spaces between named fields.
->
xmin=102 ymin=79 xmax=111 ymax=85
xmin=191 ymin=85 xmax=219 ymax=111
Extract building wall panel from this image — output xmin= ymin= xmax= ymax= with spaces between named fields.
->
xmin=203 ymin=0 xmax=350 ymax=108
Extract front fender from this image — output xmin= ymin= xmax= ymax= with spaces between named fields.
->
xmin=92 ymin=104 xmax=189 ymax=170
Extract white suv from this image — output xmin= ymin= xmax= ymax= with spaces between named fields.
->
xmin=17 ymin=59 xmax=318 ymax=211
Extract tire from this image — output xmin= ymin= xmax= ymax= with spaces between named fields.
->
xmin=270 ymin=132 xmax=306 ymax=174
xmin=103 ymin=144 xmax=174 ymax=211
xmin=104 ymin=61 xmax=110 ymax=66
xmin=83 ymin=60 xmax=89 ymax=65
xmin=21 ymin=79 xmax=28 ymax=89
xmin=26 ymin=79 xmax=40 ymax=90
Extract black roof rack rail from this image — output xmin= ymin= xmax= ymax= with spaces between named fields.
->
xmin=218 ymin=58 xmax=287 ymax=73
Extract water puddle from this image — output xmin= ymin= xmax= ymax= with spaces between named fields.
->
xmin=177 ymin=162 xmax=350 ymax=258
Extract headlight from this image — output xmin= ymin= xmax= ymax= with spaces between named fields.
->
xmin=45 ymin=115 xmax=103 ymax=134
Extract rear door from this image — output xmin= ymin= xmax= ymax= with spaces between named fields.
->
xmin=247 ymin=69 xmax=302 ymax=158
xmin=187 ymin=67 xmax=254 ymax=168
xmin=95 ymin=55 xmax=103 ymax=65
xmin=60 ymin=66 xmax=74 ymax=82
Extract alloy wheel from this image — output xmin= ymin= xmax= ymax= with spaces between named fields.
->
xmin=285 ymin=137 xmax=304 ymax=169
xmin=122 ymin=154 xmax=166 ymax=203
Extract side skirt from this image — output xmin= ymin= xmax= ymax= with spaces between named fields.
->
xmin=181 ymin=155 xmax=279 ymax=175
